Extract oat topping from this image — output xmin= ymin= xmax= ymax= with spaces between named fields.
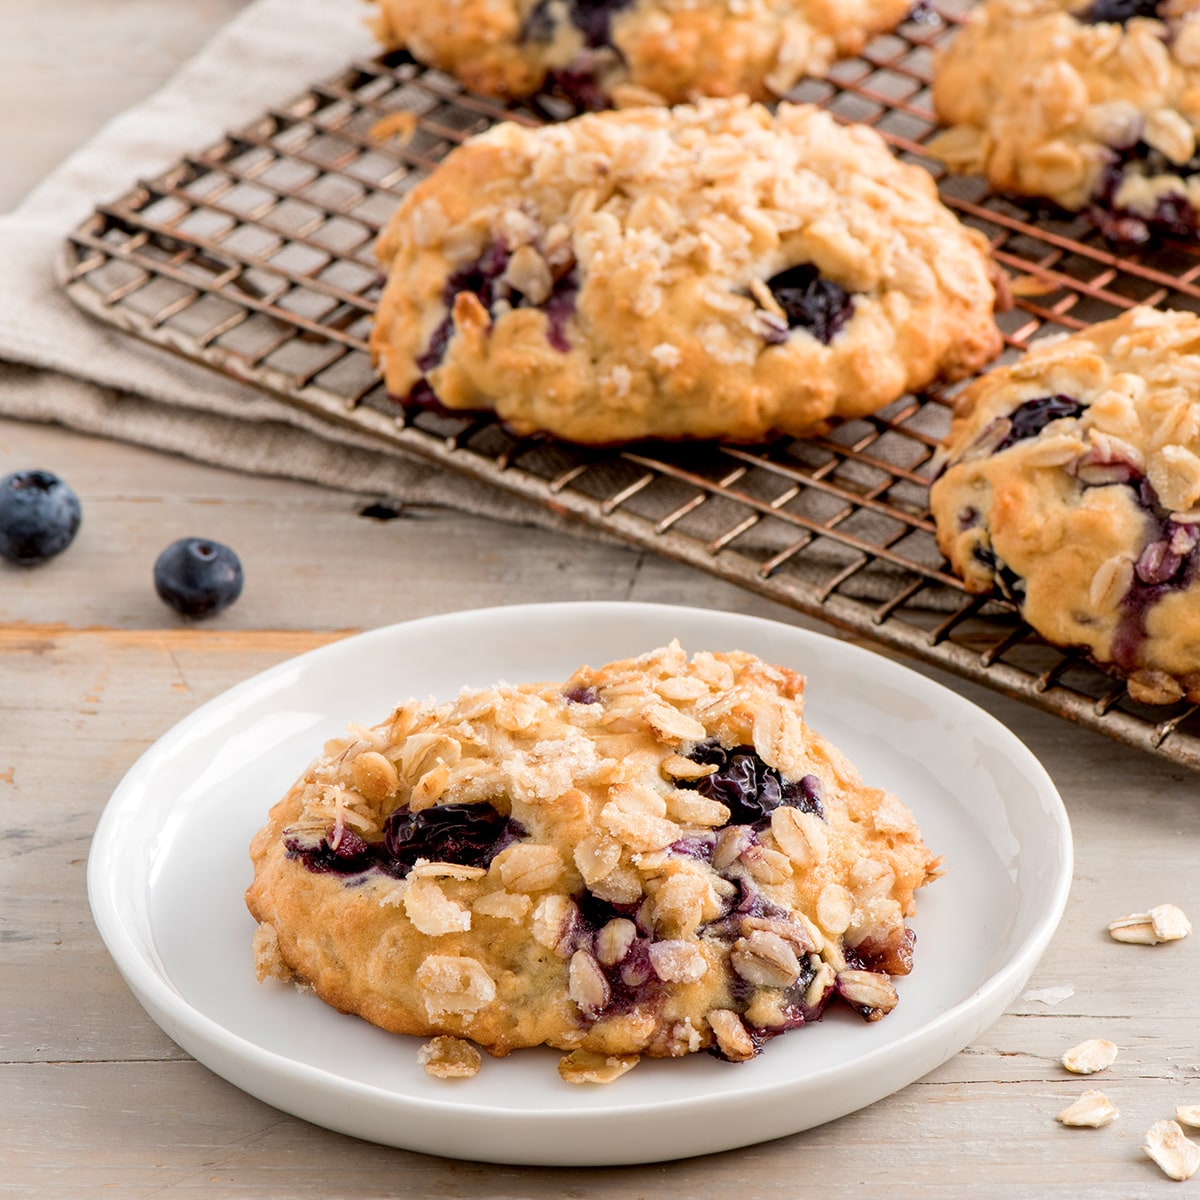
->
xmin=246 ymin=643 xmax=940 ymax=1075
xmin=931 ymin=308 xmax=1200 ymax=706
xmin=932 ymin=0 xmax=1200 ymax=243
xmin=371 ymin=98 xmax=1001 ymax=445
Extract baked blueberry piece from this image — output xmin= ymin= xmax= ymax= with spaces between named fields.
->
xmin=930 ymin=307 xmax=1200 ymax=705
xmin=370 ymin=98 xmax=1003 ymax=445
xmin=931 ymin=0 xmax=1200 ymax=243
xmin=372 ymin=0 xmax=914 ymax=108
xmin=246 ymin=642 xmax=941 ymax=1074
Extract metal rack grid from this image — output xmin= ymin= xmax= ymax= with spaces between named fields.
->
xmin=59 ymin=0 xmax=1200 ymax=770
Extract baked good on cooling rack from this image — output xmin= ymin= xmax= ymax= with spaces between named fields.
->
xmin=372 ymin=0 xmax=913 ymax=108
xmin=929 ymin=306 xmax=1200 ymax=706
xmin=370 ymin=98 xmax=1003 ymax=445
xmin=246 ymin=642 xmax=941 ymax=1076
xmin=931 ymin=0 xmax=1200 ymax=243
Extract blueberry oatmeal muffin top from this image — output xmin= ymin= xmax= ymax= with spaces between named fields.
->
xmin=246 ymin=642 xmax=941 ymax=1076
xmin=930 ymin=306 xmax=1200 ymax=706
xmin=371 ymin=0 xmax=913 ymax=108
xmin=931 ymin=0 xmax=1200 ymax=243
xmin=370 ymin=98 xmax=1003 ymax=445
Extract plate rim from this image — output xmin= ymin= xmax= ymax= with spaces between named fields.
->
xmin=87 ymin=601 xmax=1073 ymax=1160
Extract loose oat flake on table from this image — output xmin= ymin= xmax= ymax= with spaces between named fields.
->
xmin=1057 ymin=1090 xmax=1120 ymax=1128
xmin=1062 ymin=1038 xmax=1119 ymax=1074
xmin=370 ymin=97 xmax=1002 ymax=445
xmin=1144 ymin=1119 xmax=1200 ymax=1181
xmin=1107 ymin=902 xmax=1193 ymax=943
xmin=245 ymin=642 xmax=942 ymax=1080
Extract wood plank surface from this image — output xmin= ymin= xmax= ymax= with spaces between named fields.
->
xmin=4 ymin=4 xmax=1200 ymax=1198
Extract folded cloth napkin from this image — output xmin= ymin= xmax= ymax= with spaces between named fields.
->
xmin=0 ymin=0 xmax=579 ymax=534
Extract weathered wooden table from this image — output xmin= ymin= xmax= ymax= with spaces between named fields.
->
xmin=4 ymin=5 xmax=1200 ymax=1196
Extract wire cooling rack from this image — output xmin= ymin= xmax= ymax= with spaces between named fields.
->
xmin=59 ymin=0 xmax=1200 ymax=770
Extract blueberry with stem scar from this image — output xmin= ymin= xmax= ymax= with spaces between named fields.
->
xmin=153 ymin=537 xmax=244 ymax=618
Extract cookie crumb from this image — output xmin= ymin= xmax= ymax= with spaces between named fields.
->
xmin=418 ymin=1036 xmax=482 ymax=1079
xmin=251 ymin=923 xmax=293 ymax=983
xmin=369 ymin=111 xmax=418 ymax=145
xmin=1022 ymin=984 xmax=1074 ymax=1005
xmin=557 ymin=1049 xmax=639 ymax=1085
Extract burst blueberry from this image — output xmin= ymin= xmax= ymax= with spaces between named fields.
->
xmin=994 ymin=395 xmax=1085 ymax=453
xmin=761 ymin=264 xmax=855 ymax=345
xmin=382 ymin=802 xmax=524 ymax=874
xmin=682 ymin=741 xmax=824 ymax=827
xmin=284 ymin=827 xmax=373 ymax=874
xmin=0 ymin=469 xmax=82 ymax=566
xmin=409 ymin=245 xmax=580 ymax=394
xmin=1091 ymin=143 xmax=1200 ymax=243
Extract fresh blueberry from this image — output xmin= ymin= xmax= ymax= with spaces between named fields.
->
xmin=0 ymin=469 xmax=82 ymax=566
xmin=153 ymin=537 xmax=244 ymax=618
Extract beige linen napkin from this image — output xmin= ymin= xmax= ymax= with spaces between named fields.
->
xmin=0 ymin=0 xmax=576 ymax=533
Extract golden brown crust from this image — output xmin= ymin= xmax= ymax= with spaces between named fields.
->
xmin=246 ymin=642 xmax=941 ymax=1065
xmin=931 ymin=0 xmax=1200 ymax=227
xmin=372 ymin=0 xmax=913 ymax=105
xmin=930 ymin=306 xmax=1200 ymax=705
xmin=370 ymin=98 xmax=1002 ymax=445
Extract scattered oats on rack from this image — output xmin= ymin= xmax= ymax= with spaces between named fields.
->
xmin=245 ymin=642 xmax=942 ymax=1081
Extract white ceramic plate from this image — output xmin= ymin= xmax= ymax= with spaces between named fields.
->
xmin=88 ymin=602 xmax=1071 ymax=1166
